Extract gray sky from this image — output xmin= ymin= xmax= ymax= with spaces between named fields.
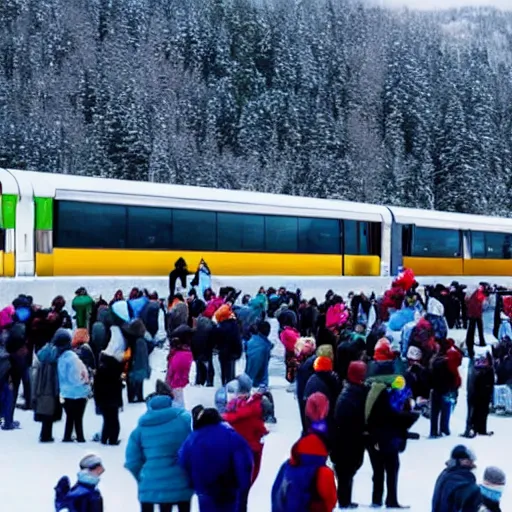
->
xmin=377 ymin=0 xmax=511 ymax=9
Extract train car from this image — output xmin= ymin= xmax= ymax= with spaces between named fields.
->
xmin=1 ymin=168 xmax=512 ymax=279
xmin=0 ymin=169 xmax=391 ymax=278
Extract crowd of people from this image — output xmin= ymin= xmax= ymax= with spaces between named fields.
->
xmin=0 ymin=262 xmax=510 ymax=511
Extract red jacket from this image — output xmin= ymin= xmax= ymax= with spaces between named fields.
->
xmin=446 ymin=343 xmax=463 ymax=389
xmin=467 ymin=289 xmax=485 ymax=319
xmin=222 ymin=394 xmax=268 ymax=452
xmin=290 ymin=434 xmax=338 ymax=512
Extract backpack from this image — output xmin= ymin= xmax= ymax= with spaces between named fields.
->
xmin=272 ymin=456 xmax=324 ymax=512
xmin=55 ymin=476 xmax=72 ymax=511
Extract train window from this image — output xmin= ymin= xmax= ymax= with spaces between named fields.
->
xmin=344 ymin=220 xmax=380 ymax=255
xmin=298 ymin=218 xmax=340 ymax=254
xmin=265 ymin=216 xmax=298 ymax=253
xmin=127 ymin=206 xmax=172 ymax=249
xmin=217 ymin=213 xmax=265 ymax=252
xmin=471 ymin=231 xmax=512 ymax=259
xmin=172 ymin=209 xmax=216 ymax=251
xmin=411 ymin=227 xmax=461 ymax=258
xmin=55 ymin=201 xmax=127 ymax=249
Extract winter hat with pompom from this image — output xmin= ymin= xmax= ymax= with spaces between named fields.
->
xmin=374 ymin=338 xmax=394 ymax=362
xmin=305 ymin=392 xmax=330 ymax=423
xmin=313 ymin=356 xmax=333 ymax=373
xmin=407 ymin=345 xmax=423 ymax=362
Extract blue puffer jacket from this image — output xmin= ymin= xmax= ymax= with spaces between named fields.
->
xmin=245 ymin=333 xmax=273 ymax=388
xmin=57 ymin=350 xmax=90 ymax=400
xmin=125 ymin=395 xmax=193 ymax=504
xmin=179 ymin=422 xmax=253 ymax=509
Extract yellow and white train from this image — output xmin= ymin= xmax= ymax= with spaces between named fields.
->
xmin=0 ymin=168 xmax=512 ymax=279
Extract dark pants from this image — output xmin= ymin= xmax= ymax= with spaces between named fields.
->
xmin=466 ymin=317 xmax=485 ymax=358
xmin=40 ymin=418 xmax=54 ymax=441
xmin=101 ymin=405 xmax=120 ymax=445
xmin=335 ymin=450 xmax=364 ymax=507
xmin=367 ymin=443 xmax=400 ymax=507
xmin=219 ymin=357 xmax=235 ymax=386
xmin=169 ymin=270 xmax=188 ymax=298
xmin=0 ymin=378 xmax=14 ymax=427
xmin=127 ymin=378 xmax=144 ymax=403
xmin=11 ymin=355 xmax=31 ymax=409
xmin=473 ymin=398 xmax=491 ymax=435
xmin=195 ymin=357 xmax=215 ymax=387
xmin=430 ymin=390 xmax=452 ymax=437
xmin=63 ymin=398 xmax=87 ymax=442
xmin=141 ymin=502 xmax=190 ymax=512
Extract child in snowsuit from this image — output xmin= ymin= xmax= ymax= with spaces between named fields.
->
xmin=55 ymin=454 xmax=105 ymax=511
xmin=271 ymin=392 xmax=337 ymax=512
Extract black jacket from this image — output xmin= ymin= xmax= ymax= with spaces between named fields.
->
xmin=332 ymin=383 xmax=368 ymax=464
xmin=431 ymin=465 xmax=481 ymax=512
xmin=192 ymin=317 xmax=215 ymax=361
xmin=304 ymin=371 xmax=341 ymax=415
xmin=94 ymin=354 xmax=123 ymax=411
xmin=214 ymin=319 xmax=242 ymax=360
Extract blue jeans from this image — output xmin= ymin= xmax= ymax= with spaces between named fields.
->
xmin=430 ymin=390 xmax=451 ymax=436
xmin=0 ymin=379 xmax=14 ymax=427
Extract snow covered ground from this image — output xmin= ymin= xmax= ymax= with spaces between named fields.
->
xmin=0 ymin=314 xmax=510 ymax=510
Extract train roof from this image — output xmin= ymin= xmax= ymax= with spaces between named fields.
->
xmin=2 ymin=169 xmax=390 ymax=222
xmin=389 ymin=206 xmax=512 ymax=233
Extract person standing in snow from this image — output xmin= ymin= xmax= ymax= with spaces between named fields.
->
xmin=125 ymin=391 xmax=193 ymax=512
xmin=179 ymin=406 xmax=253 ymax=512
xmin=55 ymin=454 xmax=105 ymax=512
xmin=55 ymin=329 xmax=90 ymax=443
xmin=244 ymin=321 xmax=273 ymax=389
xmin=271 ymin=392 xmax=337 ymax=512
xmin=466 ymin=285 xmax=487 ymax=358
xmin=167 ymin=327 xmax=194 ymax=408
xmin=32 ymin=329 xmax=65 ymax=442
xmin=72 ymin=287 xmax=94 ymax=330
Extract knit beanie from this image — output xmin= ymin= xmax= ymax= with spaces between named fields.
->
xmin=481 ymin=466 xmax=506 ymax=503
xmin=391 ymin=375 xmax=406 ymax=391
xmin=236 ymin=373 xmax=253 ymax=395
xmin=214 ymin=304 xmax=235 ymax=324
xmin=448 ymin=445 xmax=476 ymax=467
xmin=52 ymin=328 xmax=72 ymax=352
xmin=347 ymin=361 xmax=367 ymax=385
xmin=305 ymin=392 xmax=330 ymax=423
xmin=79 ymin=454 xmax=103 ymax=470
xmin=313 ymin=356 xmax=333 ymax=373
xmin=374 ymin=338 xmax=394 ymax=362
xmin=316 ymin=344 xmax=334 ymax=361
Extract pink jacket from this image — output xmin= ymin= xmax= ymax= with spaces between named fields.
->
xmin=166 ymin=347 xmax=193 ymax=389
xmin=280 ymin=326 xmax=300 ymax=353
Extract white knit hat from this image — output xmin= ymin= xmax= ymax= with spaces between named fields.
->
xmin=79 ymin=454 xmax=103 ymax=470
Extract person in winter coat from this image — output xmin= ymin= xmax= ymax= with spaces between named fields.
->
xmin=32 ymin=332 xmax=63 ymax=443
xmin=404 ymin=346 xmax=431 ymax=405
xmin=125 ymin=319 xmax=151 ymax=404
xmin=6 ymin=321 xmax=31 ymax=412
xmin=303 ymin=356 xmax=341 ymax=430
xmin=426 ymin=297 xmax=449 ymax=342
xmin=249 ymin=291 xmax=268 ymax=321
xmin=55 ymin=329 xmax=91 ymax=443
xmin=222 ymin=374 xmax=268 ymax=511
xmin=90 ymin=306 xmax=110 ymax=365
xmin=332 ymin=361 xmax=369 ymax=509
xmin=169 ymin=257 xmax=192 ymax=298
xmin=479 ymin=467 xmax=506 ymax=512
xmin=55 ymin=454 xmax=105 ymax=512
xmin=166 ymin=335 xmax=194 ymax=408
xmin=280 ymin=325 xmax=300 ymax=384
xmin=72 ymin=287 xmax=94 ymax=330
xmin=214 ymin=305 xmax=243 ymax=386
xmin=179 ymin=406 xmax=254 ymax=512
xmin=365 ymin=357 xmax=418 ymax=508
xmin=245 ymin=321 xmax=273 ymax=389
xmin=326 ymin=297 xmax=349 ymax=334
xmin=336 ymin=332 xmax=366 ymax=383
xmin=187 ymin=289 xmax=205 ymax=323
xmin=431 ymin=445 xmax=481 ymax=512
xmin=192 ymin=316 xmax=215 ymax=386
xmin=463 ymin=353 xmax=494 ymax=438
xmin=296 ymin=345 xmax=332 ymax=435
xmin=73 ymin=328 xmax=96 ymax=374
xmin=168 ymin=300 xmax=189 ymax=334
xmin=140 ymin=293 xmax=167 ymax=349
xmin=93 ymin=352 xmax=123 ymax=445
xmin=47 ymin=296 xmax=73 ymax=339
xmin=466 ymin=286 xmax=487 ymax=358
xmin=125 ymin=394 xmax=193 ymax=512
xmin=0 ymin=315 xmax=18 ymax=430
xmin=300 ymin=298 xmax=319 ymax=338
xmin=271 ymin=393 xmax=337 ymax=512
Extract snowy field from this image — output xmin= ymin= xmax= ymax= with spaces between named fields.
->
xmin=1 ymin=314 xmax=510 ymax=512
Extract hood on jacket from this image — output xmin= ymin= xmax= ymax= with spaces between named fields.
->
xmin=427 ymin=298 xmax=445 ymax=317
xmin=37 ymin=343 xmax=60 ymax=363
xmin=289 ymin=433 xmax=329 ymax=466
xmin=51 ymin=328 xmax=72 ymax=352
xmin=0 ymin=306 xmax=15 ymax=330
xmin=138 ymin=395 xmax=188 ymax=427
xmin=111 ymin=300 xmax=131 ymax=323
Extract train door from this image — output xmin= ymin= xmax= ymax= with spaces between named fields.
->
xmin=0 ymin=172 xmax=19 ymax=277
xmin=13 ymin=172 xmax=35 ymax=276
